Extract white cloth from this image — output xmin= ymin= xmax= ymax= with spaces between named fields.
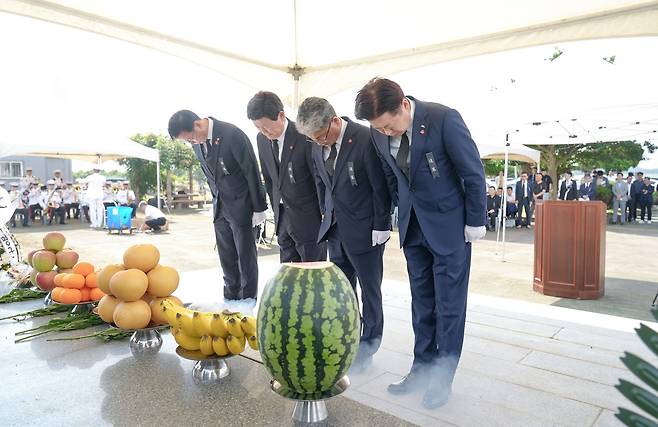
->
xmin=89 ymin=200 xmax=104 ymax=228
xmin=144 ymin=204 xmax=165 ymax=220
xmin=464 ymin=225 xmax=486 ymax=243
xmin=389 ymin=98 xmax=415 ymax=160
xmin=252 ymin=210 xmax=267 ymax=227
xmin=322 ymin=118 xmax=347 ymax=161
xmin=83 ymin=173 xmax=106 ymax=200
xmin=371 ymin=230 xmax=391 ymax=246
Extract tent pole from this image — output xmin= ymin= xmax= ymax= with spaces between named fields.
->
xmin=156 ymin=157 xmax=161 ymax=209
xmin=501 ymin=140 xmax=510 ymax=262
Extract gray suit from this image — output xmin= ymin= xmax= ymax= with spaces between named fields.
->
xmin=612 ymin=180 xmax=629 ymax=223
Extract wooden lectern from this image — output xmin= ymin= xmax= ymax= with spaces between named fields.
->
xmin=533 ymin=200 xmax=606 ymax=299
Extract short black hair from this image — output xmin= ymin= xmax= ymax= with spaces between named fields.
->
xmin=565 ymin=171 xmax=573 ymax=176
xmin=507 ymin=186 xmax=513 ymax=190
xmin=638 ymin=171 xmax=644 ymax=176
xmin=168 ymin=110 xmax=200 ymax=139
xmin=354 ymin=77 xmax=405 ymax=120
xmin=489 ymin=186 xmax=496 ymax=190
xmin=597 ymin=170 xmax=604 ymax=176
xmin=628 ymin=172 xmax=634 ymax=177
xmin=247 ymin=91 xmax=284 ymax=121
xmin=617 ymin=172 xmax=623 ymax=176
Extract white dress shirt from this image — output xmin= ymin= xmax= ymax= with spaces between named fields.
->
xmin=389 ymin=98 xmax=416 ymax=161
xmin=323 ymin=118 xmax=348 ymax=161
xmin=144 ymin=204 xmax=165 ymax=220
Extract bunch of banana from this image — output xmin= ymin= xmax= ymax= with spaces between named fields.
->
xmin=161 ymin=300 xmax=258 ymax=356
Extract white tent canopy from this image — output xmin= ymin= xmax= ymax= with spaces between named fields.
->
xmin=0 ymin=137 xmax=159 ymax=163
xmin=478 ymin=143 xmax=540 ymax=164
xmin=2 ymin=0 xmax=658 ymax=107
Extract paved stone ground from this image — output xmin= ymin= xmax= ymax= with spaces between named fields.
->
xmin=4 ymin=209 xmax=658 ymax=426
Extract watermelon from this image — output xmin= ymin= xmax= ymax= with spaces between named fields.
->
xmin=257 ymin=262 xmax=360 ymax=396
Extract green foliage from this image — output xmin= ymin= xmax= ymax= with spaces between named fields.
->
xmin=616 ymin=308 xmax=658 ymax=426
xmin=482 ymin=160 xmax=526 ymax=177
xmin=575 ymin=141 xmax=655 ymax=172
xmin=119 ymin=134 xmax=200 ymax=199
xmin=596 ymin=185 xmax=613 ymax=207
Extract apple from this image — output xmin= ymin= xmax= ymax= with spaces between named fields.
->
xmin=56 ymin=250 xmax=79 ymax=269
xmin=26 ymin=249 xmax=45 ymax=267
xmin=43 ymin=232 xmax=66 ymax=252
xmin=32 ymin=250 xmax=57 ymax=272
xmin=35 ymin=271 xmax=58 ymax=291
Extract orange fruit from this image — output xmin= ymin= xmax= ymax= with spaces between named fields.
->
xmin=51 ymin=287 xmax=65 ymax=302
xmin=53 ymin=274 xmax=68 ymax=287
xmin=62 ymin=273 xmax=86 ymax=289
xmin=90 ymin=288 xmax=106 ymax=302
xmin=85 ymin=272 xmax=98 ymax=288
xmin=79 ymin=287 xmax=91 ymax=302
xmin=72 ymin=262 xmax=95 ymax=277
xmin=59 ymin=288 xmax=82 ymax=304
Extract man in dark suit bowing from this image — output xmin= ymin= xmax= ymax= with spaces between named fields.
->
xmin=247 ymin=91 xmax=326 ymax=262
xmin=579 ymin=173 xmax=596 ymax=200
xmin=355 ymin=77 xmax=486 ymax=409
xmin=168 ymin=110 xmax=267 ymax=303
xmin=296 ymin=97 xmax=391 ymax=371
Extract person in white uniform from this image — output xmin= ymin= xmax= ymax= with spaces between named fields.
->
xmin=82 ymin=168 xmax=106 ymax=228
xmin=137 ymin=201 xmax=167 ymax=232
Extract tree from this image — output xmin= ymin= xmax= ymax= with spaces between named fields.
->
xmin=528 ymin=141 xmax=656 ymax=199
xmin=120 ymin=133 xmax=199 ymax=202
xmin=482 ymin=159 xmax=527 ymax=177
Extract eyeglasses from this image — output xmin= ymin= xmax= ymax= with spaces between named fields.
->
xmin=306 ymin=117 xmax=334 ymax=144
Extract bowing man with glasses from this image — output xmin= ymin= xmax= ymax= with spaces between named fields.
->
xmin=296 ymin=97 xmax=392 ymax=373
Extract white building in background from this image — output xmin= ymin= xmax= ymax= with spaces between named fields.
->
xmin=0 ymin=156 xmax=72 ymax=187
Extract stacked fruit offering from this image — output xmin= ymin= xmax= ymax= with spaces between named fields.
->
xmin=160 ymin=299 xmax=258 ymax=356
xmin=95 ymin=244 xmax=183 ymax=330
xmin=28 ymin=232 xmax=79 ymax=292
xmin=51 ymin=262 xmax=106 ymax=304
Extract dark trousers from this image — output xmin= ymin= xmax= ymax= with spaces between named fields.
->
xmin=47 ymin=207 xmax=66 ymax=224
xmin=277 ymin=204 xmax=326 ymax=263
xmin=11 ymin=208 xmax=29 ymax=227
xmin=627 ymin=198 xmax=636 ymax=221
xmin=327 ymin=224 xmax=384 ymax=356
xmin=403 ymin=211 xmax=470 ymax=379
xmin=81 ymin=206 xmax=90 ymax=222
xmin=69 ymin=202 xmax=80 ymax=219
xmin=213 ymin=209 xmax=259 ymax=300
xmin=640 ymin=202 xmax=653 ymax=221
xmin=516 ymin=198 xmax=532 ymax=226
xmin=145 ymin=217 xmax=166 ymax=231
xmin=29 ymin=204 xmax=42 ymax=221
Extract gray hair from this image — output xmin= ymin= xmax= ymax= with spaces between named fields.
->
xmin=296 ymin=97 xmax=336 ymax=137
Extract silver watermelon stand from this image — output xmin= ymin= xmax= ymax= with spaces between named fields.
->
xmin=270 ymin=376 xmax=350 ymax=425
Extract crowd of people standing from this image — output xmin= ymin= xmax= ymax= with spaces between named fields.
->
xmin=485 ymin=169 xmax=655 ymax=230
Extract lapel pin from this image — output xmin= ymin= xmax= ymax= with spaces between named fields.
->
xmin=419 ymin=125 xmax=426 ymax=135
xmin=348 ymin=139 xmax=353 ymax=144
xmin=289 ymin=145 xmax=293 ymax=150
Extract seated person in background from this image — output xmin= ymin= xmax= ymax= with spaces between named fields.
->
xmin=486 ymin=186 xmax=501 ymax=231
xmin=102 ymin=183 xmax=115 ymax=209
xmin=137 ymin=201 xmax=167 ymax=232
xmin=579 ymin=173 xmax=595 ymax=200
xmin=505 ymin=186 xmax=518 ymax=219
xmin=116 ymin=181 xmax=137 ymax=218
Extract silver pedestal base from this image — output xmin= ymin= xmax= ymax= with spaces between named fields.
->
xmin=71 ymin=302 xmax=95 ymax=315
xmin=271 ymin=376 xmax=350 ymax=425
xmin=129 ymin=329 xmax=163 ymax=356
xmin=192 ymin=358 xmax=230 ymax=385
xmin=292 ymin=400 xmax=328 ymax=424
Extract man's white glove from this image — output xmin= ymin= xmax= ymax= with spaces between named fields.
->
xmin=464 ymin=225 xmax=486 ymax=243
xmin=372 ymin=230 xmax=391 ymax=246
xmin=252 ymin=210 xmax=267 ymax=228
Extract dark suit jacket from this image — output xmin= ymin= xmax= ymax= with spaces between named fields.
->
xmin=559 ymin=180 xmax=578 ymax=200
xmin=193 ymin=117 xmax=267 ymax=226
xmin=631 ymin=179 xmax=645 ymax=198
xmin=515 ymin=180 xmax=532 ymax=201
xmin=371 ymin=97 xmax=486 ymax=256
xmin=579 ymin=182 xmax=596 ymax=200
xmin=313 ymin=118 xmax=391 ymax=255
xmin=256 ymin=120 xmax=322 ymax=242
xmin=486 ymin=195 xmax=501 ymax=215
xmin=639 ymin=184 xmax=655 ymax=204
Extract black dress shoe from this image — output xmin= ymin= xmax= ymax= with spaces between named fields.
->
xmin=387 ymin=370 xmax=430 ymax=395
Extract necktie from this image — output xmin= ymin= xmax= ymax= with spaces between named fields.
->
xmin=325 ymin=144 xmax=337 ymax=178
xmin=202 ymin=139 xmax=210 ymax=158
xmin=396 ymin=132 xmax=410 ymax=179
xmin=272 ymin=139 xmax=280 ymax=170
